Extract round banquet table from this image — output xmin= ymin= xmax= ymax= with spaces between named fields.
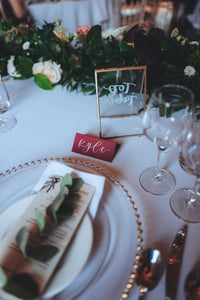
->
xmin=27 ymin=0 xmax=117 ymax=33
xmin=0 ymin=77 xmax=199 ymax=300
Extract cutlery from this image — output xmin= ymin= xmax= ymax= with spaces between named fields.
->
xmin=136 ymin=248 xmax=163 ymax=299
xmin=166 ymin=224 xmax=188 ymax=300
xmin=185 ymin=268 xmax=200 ymax=300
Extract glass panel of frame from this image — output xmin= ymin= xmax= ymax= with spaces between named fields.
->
xmin=95 ymin=66 xmax=147 ymax=139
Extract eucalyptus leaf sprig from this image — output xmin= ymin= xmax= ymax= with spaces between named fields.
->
xmin=15 ymin=173 xmax=83 ymax=263
xmin=0 ymin=173 xmax=83 ymax=300
xmin=46 ymin=173 xmax=83 ymax=223
xmin=0 ymin=268 xmax=39 ymax=300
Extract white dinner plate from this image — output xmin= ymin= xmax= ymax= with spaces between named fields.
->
xmin=0 ymin=195 xmax=93 ymax=299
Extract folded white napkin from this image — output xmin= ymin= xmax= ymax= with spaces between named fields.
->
xmin=32 ymin=161 xmax=106 ymax=220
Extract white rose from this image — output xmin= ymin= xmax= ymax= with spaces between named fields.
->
xmin=32 ymin=60 xmax=62 ymax=84
xmin=23 ymin=41 xmax=30 ymax=50
xmin=7 ymin=56 xmax=21 ymax=78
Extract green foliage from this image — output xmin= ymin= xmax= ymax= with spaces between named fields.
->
xmin=46 ymin=173 xmax=83 ymax=222
xmin=18 ymin=56 xmax=33 ymax=78
xmin=0 ymin=19 xmax=199 ymax=102
xmin=143 ymin=29 xmax=200 ymax=103
xmin=26 ymin=245 xmax=59 ymax=263
xmin=5 ymin=172 xmax=83 ymax=298
xmin=3 ymin=273 xmax=39 ymax=300
xmin=15 ymin=173 xmax=83 ymax=263
xmin=16 ymin=227 xmax=29 ymax=258
xmin=0 ymin=19 xmax=137 ymax=93
xmin=0 ymin=267 xmax=7 ymax=287
xmin=35 ymin=208 xmax=45 ymax=234
xmin=34 ymin=74 xmax=52 ymax=90
xmin=16 ymin=227 xmax=59 ymax=263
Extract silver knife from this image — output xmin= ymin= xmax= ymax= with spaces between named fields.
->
xmin=166 ymin=224 xmax=188 ymax=300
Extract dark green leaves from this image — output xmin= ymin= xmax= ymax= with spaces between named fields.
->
xmin=17 ymin=56 xmax=33 ymax=79
xmin=119 ymin=40 xmax=135 ymax=57
xmin=34 ymin=74 xmax=52 ymax=90
xmin=46 ymin=173 xmax=83 ymax=222
xmin=46 ymin=189 xmax=69 ymax=222
xmin=15 ymin=173 xmax=83 ymax=264
xmin=27 ymin=245 xmax=59 ymax=263
xmin=3 ymin=273 xmax=39 ymax=300
xmin=86 ymin=25 xmax=102 ymax=43
xmin=167 ymin=64 xmax=180 ymax=73
xmin=16 ymin=227 xmax=59 ymax=263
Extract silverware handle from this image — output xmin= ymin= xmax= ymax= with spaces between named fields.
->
xmin=138 ymin=294 xmax=145 ymax=300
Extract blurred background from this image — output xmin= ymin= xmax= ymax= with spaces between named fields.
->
xmin=1 ymin=0 xmax=200 ymax=39
xmin=120 ymin=0 xmax=200 ymax=39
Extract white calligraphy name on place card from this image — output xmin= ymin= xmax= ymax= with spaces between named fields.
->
xmin=72 ymin=133 xmax=117 ymax=162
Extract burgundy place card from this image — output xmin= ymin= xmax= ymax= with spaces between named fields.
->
xmin=72 ymin=133 xmax=117 ymax=162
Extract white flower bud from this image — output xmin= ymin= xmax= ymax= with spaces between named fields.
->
xmin=7 ymin=56 xmax=21 ymax=78
xmin=22 ymin=41 xmax=30 ymax=50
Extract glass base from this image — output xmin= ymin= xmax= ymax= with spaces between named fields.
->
xmin=170 ymin=189 xmax=200 ymax=223
xmin=0 ymin=115 xmax=17 ymax=133
xmin=139 ymin=167 xmax=175 ymax=195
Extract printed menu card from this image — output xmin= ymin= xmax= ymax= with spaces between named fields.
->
xmin=0 ymin=176 xmax=95 ymax=299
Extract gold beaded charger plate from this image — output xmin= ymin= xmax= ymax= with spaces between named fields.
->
xmin=0 ymin=157 xmax=144 ymax=300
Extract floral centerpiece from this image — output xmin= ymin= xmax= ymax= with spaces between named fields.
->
xmin=0 ymin=18 xmax=199 ymax=103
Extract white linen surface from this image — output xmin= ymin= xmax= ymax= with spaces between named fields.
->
xmin=28 ymin=0 xmax=111 ymax=32
xmin=32 ymin=161 xmax=106 ymax=219
xmin=1 ymin=77 xmax=198 ymax=300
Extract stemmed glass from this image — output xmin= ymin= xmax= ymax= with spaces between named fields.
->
xmin=170 ymin=119 xmax=200 ymax=223
xmin=139 ymin=84 xmax=194 ymax=195
xmin=0 ymin=75 xmax=17 ymax=133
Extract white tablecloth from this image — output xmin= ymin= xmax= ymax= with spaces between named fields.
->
xmin=0 ymin=78 xmax=199 ymax=300
xmin=27 ymin=0 xmax=114 ymax=32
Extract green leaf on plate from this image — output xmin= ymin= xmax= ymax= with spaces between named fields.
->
xmin=3 ymin=273 xmax=39 ymax=300
xmin=70 ymin=178 xmax=83 ymax=191
xmin=35 ymin=209 xmax=45 ymax=234
xmin=16 ymin=227 xmax=29 ymax=258
xmin=46 ymin=189 xmax=68 ymax=222
xmin=0 ymin=267 xmax=7 ymax=287
xmin=34 ymin=74 xmax=52 ymax=90
xmin=27 ymin=245 xmax=59 ymax=263
xmin=60 ymin=173 xmax=73 ymax=189
xmin=46 ymin=174 xmax=83 ymax=222
xmin=55 ymin=194 xmax=79 ymax=222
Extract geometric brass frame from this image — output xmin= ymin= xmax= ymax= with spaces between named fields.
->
xmin=95 ymin=66 xmax=147 ymax=139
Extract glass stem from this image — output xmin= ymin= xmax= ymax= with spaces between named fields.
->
xmin=187 ymin=176 xmax=200 ymax=207
xmin=153 ymin=148 xmax=163 ymax=181
xmin=0 ymin=117 xmax=5 ymax=127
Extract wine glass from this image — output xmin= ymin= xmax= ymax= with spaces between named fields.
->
xmin=0 ymin=75 xmax=17 ymax=133
xmin=170 ymin=119 xmax=200 ymax=223
xmin=139 ymin=84 xmax=194 ymax=195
